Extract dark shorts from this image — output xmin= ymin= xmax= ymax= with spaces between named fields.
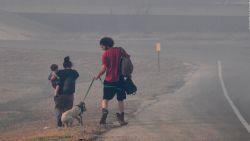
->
xmin=54 ymin=94 xmax=74 ymax=110
xmin=103 ymin=80 xmax=126 ymax=101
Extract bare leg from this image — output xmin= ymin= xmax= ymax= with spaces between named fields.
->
xmin=118 ymin=101 xmax=124 ymax=113
xmin=102 ymin=100 xmax=108 ymax=109
xmin=117 ymin=101 xmax=127 ymax=126
xmin=100 ymin=100 xmax=109 ymax=125
xmin=55 ymin=108 xmax=63 ymax=127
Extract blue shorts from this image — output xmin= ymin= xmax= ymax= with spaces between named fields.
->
xmin=103 ymin=80 xmax=126 ymax=101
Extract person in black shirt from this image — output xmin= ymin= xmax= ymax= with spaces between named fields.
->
xmin=54 ymin=56 xmax=79 ymax=127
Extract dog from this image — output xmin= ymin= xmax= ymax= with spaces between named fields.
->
xmin=61 ymin=101 xmax=86 ymax=127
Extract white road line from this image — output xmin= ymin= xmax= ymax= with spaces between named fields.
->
xmin=218 ymin=60 xmax=250 ymax=133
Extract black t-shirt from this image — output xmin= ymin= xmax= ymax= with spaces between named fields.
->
xmin=57 ymin=69 xmax=79 ymax=95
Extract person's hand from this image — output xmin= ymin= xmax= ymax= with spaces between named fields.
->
xmin=94 ymin=75 xmax=100 ymax=80
xmin=51 ymin=75 xmax=57 ymax=80
xmin=54 ymin=90 xmax=58 ymax=96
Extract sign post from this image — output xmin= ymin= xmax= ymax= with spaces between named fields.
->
xmin=155 ymin=41 xmax=161 ymax=72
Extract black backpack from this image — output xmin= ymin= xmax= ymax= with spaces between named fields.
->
xmin=120 ymin=56 xmax=133 ymax=78
xmin=118 ymin=47 xmax=137 ymax=95
xmin=123 ymin=77 xmax=137 ymax=95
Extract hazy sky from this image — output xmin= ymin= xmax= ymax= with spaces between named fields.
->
xmin=0 ymin=0 xmax=248 ymax=35
xmin=0 ymin=0 xmax=247 ymax=16
xmin=0 ymin=0 xmax=247 ymax=5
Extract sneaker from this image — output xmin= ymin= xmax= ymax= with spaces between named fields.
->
xmin=99 ymin=123 xmax=108 ymax=129
xmin=116 ymin=112 xmax=128 ymax=126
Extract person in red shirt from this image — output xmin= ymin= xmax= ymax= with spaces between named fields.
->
xmin=95 ymin=37 xmax=129 ymax=126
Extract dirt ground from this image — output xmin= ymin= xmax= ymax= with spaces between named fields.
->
xmin=0 ymin=42 xmax=194 ymax=140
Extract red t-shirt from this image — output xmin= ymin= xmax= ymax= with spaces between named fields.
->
xmin=102 ymin=47 xmax=125 ymax=82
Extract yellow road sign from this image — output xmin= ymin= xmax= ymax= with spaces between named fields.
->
xmin=155 ymin=42 xmax=161 ymax=52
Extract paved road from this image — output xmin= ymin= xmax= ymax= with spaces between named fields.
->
xmin=101 ymin=39 xmax=250 ymax=141
xmin=1 ymin=38 xmax=249 ymax=141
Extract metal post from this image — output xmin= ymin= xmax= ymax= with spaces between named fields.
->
xmin=158 ymin=51 xmax=160 ymax=72
xmin=155 ymin=41 xmax=161 ymax=72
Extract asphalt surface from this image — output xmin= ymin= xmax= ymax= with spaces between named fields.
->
xmin=0 ymin=1 xmax=248 ymax=140
xmin=101 ymin=39 xmax=250 ymax=141
xmin=1 ymin=38 xmax=250 ymax=140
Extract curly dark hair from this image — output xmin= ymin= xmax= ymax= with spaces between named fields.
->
xmin=100 ymin=37 xmax=114 ymax=47
xmin=50 ymin=64 xmax=58 ymax=71
xmin=63 ymin=56 xmax=73 ymax=68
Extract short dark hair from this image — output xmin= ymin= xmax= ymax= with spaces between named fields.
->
xmin=50 ymin=64 xmax=58 ymax=71
xmin=63 ymin=56 xmax=73 ymax=68
xmin=100 ymin=37 xmax=114 ymax=47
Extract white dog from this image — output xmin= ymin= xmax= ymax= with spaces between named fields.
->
xmin=61 ymin=101 xmax=86 ymax=127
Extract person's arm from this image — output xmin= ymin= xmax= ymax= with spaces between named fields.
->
xmin=50 ymin=72 xmax=60 ymax=80
xmin=54 ymin=78 xmax=60 ymax=96
xmin=74 ymin=70 xmax=79 ymax=79
xmin=48 ymin=73 xmax=52 ymax=80
xmin=54 ymin=73 xmax=60 ymax=79
xmin=95 ymin=52 xmax=108 ymax=80
xmin=54 ymin=85 xmax=59 ymax=96
xmin=95 ymin=64 xmax=106 ymax=80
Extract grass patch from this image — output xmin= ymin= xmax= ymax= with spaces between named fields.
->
xmin=27 ymin=135 xmax=72 ymax=141
xmin=22 ymin=125 xmax=102 ymax=141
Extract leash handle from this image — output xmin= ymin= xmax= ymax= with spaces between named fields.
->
xmin=83 ymin=78 xmax=95 ymax=101
xmin=99 ymin=78 xmax=103 ymax=83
